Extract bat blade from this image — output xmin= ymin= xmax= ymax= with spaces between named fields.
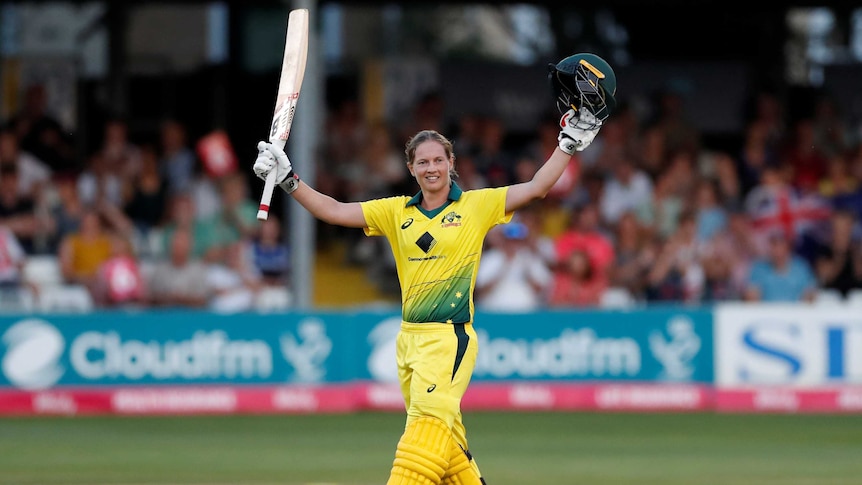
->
xmin=258 ymin=8 xmax=310 ymax=221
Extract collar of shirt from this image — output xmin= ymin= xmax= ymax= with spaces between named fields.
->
xmin=405 ymin=182 xmax=463 ymax=207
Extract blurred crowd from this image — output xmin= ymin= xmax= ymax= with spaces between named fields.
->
xmin=2 ymin=83 xmax=862 ymax=312
xmin=319 ymin=89 xmax=862 ymax=310
xmin=0 ymin=84 xmax=290 ymax=312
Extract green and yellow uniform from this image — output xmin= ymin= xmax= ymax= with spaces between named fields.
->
xmin=362 ymin=183 xmax=511 ymax=485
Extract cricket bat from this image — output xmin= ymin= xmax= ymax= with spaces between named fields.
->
xmin=257 ymin=8 xmax=309 ymax=221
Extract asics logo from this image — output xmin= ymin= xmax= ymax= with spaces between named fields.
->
xmin=401 ymin=218 xmax=414 ymax=229
xmin=426 ymin=384 xmax=437 ymax=393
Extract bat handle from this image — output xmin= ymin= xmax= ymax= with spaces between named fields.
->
xmin=257 ymin=169 xmax=278 ymax=220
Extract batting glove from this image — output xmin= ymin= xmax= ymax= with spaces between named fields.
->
xmin=557 ymin=108 xmax=602 ymax=155
xmin=254 ymin=141 xmax=301 ymax=194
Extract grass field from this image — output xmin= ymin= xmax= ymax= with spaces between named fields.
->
xmin=2 ymin=411 xmax=861 ymax=485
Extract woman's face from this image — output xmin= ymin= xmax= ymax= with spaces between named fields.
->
xmin=567 ymin=251 xmax=590 ymax=278
xmin=409 ymin=140 xmax=452 ymax=193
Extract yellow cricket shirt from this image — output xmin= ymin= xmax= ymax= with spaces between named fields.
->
xmin=361 ymin=183 xmax=513 ymax=324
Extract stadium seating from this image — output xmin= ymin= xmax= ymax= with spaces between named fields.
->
xmin=599 ymin=287 xmax=637 ymax=309
xmin=254 ymin=285 xmax=293 ymax=312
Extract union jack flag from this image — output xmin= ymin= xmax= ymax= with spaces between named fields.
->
xmin=744 ymin=184 xmax=832 ymax=241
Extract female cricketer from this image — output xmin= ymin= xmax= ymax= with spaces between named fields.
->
xmin=253 ymin=53 xmax=616 ymax=485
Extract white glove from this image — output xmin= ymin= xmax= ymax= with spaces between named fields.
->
xmin=253 ymin=141 xmax=292 ymax=185
xmin=557 ymin=108 xmax=602 ymax=155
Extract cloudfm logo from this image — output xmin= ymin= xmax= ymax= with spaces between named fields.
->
xmin=1 ymin=319 xmax=65 ymax=390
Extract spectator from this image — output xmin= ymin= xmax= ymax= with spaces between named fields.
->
xmin=58 ymin=208 xmax=114 ymax=291
xmin=207 ymin=240 xmax=263 ymax=313
xmin=160 ymin=193 xmax=222 ymax=263
xmin=452 ymin=112 xmax=483 ymax=160
xmin=782 ymin=118 xmax=828 ymax=193
xmin=123 ymin=142 xmax=169 ymax=236
xmin=216 ymin=172 xmax=259 ymax=244
xmin=646 ymin=210 xmax=706 ymax=303
xmin=814 ymin=209 xmax=862 ymax=297
xmin=77 ymin=152 xmax=123 ymax=208
xmin=610 ymin=211 xmax=656 ymax=300
xmin=554 ymin=202 xmax=615 ymax=281
xmin=98 ymin=117 xmax=141 ymax=182
xmin=599 ymin=153 xmax=653 ymax=225
xmin=252 ymin=215 xmax=290 ymax=286
xmin=346 ymin=121 xmax=410 ymax=201
xmin=818 ymin=152 xmax=857 ymax=200
xmin=159 ymin=119 xmax=196 ymax=196
xmin=0 ymin=126 xmax=52 ymax=200
xmin=475 ymin=221 xmax=552 ymax=312
xmin=473 ymin=117 xmax=515 ymax=187
xmin=702 ymin=210 xmax=762 ymax=299
xmin=45 ymin=172 xmax=85 ymax=253
xmin=0 ymin=226 xmax=28 ymax=290
xmin=693 ymin=178 xmax=728 ymax=242
xmin=93 ymin=232 xmax=147 ymax=308
xmin=8 ymin=83 xmax=77 ymax=173
xmin=148 ymin=227 xmax=211 ymax=308
xmin=736 ymin=119 xmax=781 ymax=197
xmin=548 ymin=248 xmax=607 ymax=308
xmin=636 ymin=123 xmax=669 ymax=181
xmin=0 ymin=164 xmax=39 ymax=253
xmin=711 ymin=151 xmax=743 ymax=210
xmin=744 ymin=232 xmax=817 ymax=302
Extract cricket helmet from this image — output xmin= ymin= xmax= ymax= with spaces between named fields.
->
xmin=548 ymin=53 xmax=617 ymax=125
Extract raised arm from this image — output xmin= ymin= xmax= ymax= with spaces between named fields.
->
xmin=505 ymin=108 xmax=600 ymax=212
xmin=253 ymin=141 xmax=367 ymax=228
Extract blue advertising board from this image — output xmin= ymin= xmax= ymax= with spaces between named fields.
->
xmin=0 ymin=308 xmax=713 ymax=391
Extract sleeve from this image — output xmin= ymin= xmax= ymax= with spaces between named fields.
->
xmin=746 ymin=261 xmax=765 ymax=291
xmin=478 ymin=187 xmax=513 ymax=229
xmin=360 ymin=196 xmax=405 ymax=237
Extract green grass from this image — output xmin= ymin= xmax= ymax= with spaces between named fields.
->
xmin=1 ymin=412 xmax=861 ymax=484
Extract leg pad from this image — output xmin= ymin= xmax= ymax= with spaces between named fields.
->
xmin=387 ymin=417 xmax=452 ymax=485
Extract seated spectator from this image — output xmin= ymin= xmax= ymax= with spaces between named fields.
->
xmin=702 ymin=210 xmax=762 ymax=299
xmin=0 ymin=226 xmax=28 ymax=291
xmin=599 ymin=153 xmax=653 ymax=225
xmin=475 ymin=221 xmax=552 ymax=312
xmin=45 ymin=172 xmax=85 ymax=253
xmin=0 ymin=126 xmax=52 ymax=200
xmin=216 ymin=172 xmax=259 ymax=243
xmin=160 ymin=193 xmax=222 ymax=262
xmin=610 ymin=211 xmax=656 ymax=300
xmin=252 ymin=215 xmax=290 ymax=286
xmin=9 ymin=83 xmax=77 ymax=173
xmin=160 ymin=118 xmax=196 ymax=196
xmin=78 ymin=152 xmax=124 ymax=208
xmin=98 ymin=116 xmax=141 ymax=182
xmin=554 ymin=202 xmax=614 ymax=280
xmin=814 ymin=209 xmax=862 ymax=297
xmin=123 ymin=142 xmax=169 ymax=236
xmin=744 ymin=232 xmax=817 ymax=302
xmin=646 ymin=210 xmax=705 ymax=303
xmin=148 ymin=228 xmax=211 ymax=308
xmin=548 ymin=248 xmax=607 ymax=308
xmin=693 ymin=178 xmax=728 ymax=242
xmin=0 ymin=164 xmax=39 ymax=253
xmin=819 ymin=152 xmax=857 ymax=200
xmin=58 ymin=208 xmax=113 ymax=290
xmin=207 ymin=240 xmax=263 ymax=313
xmin=93 ymin=232 xmax=147 ymax=308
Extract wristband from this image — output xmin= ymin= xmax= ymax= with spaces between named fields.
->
xmin=279 ymin=170 xmax=300 ymax=194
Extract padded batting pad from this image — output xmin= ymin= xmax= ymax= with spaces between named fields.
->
xmin=441 ymin=441 xmax=484 ymax=485
xmin=386 ymin=416 xmax=452 ymax=485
